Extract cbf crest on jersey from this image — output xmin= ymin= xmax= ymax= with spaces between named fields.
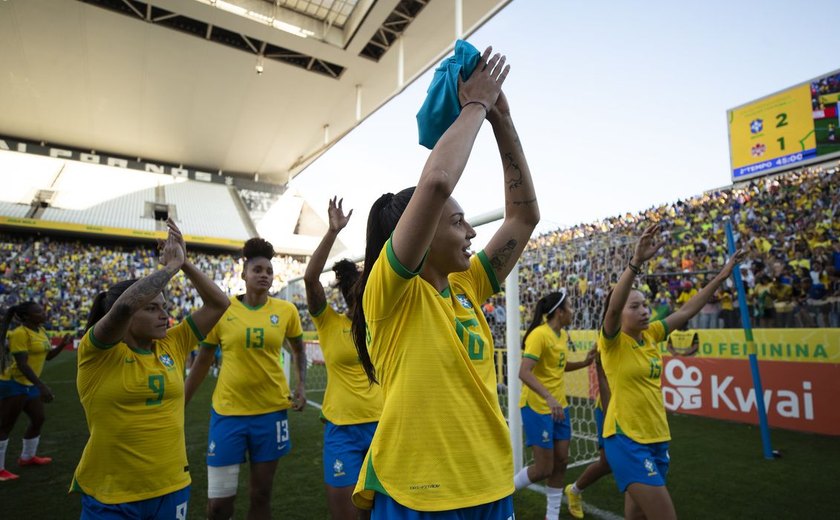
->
xmin=270 ymin=314 xmax=280 ymax=325
xmin=159 ymin=353 xmax=175 ymax=369
xmin=455 ymin=294 xmax=473 ymax=309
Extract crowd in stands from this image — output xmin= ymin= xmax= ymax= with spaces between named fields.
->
xmin=505 ymin=165 xmax=840 ymax=337
xmin=1 ymin=165 xmax=838 ymax=338
xmin=0 ymin=234 xmax=306 ymax=332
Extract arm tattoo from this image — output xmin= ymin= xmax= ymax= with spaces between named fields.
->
xmin=503 ymin=152 xmax=524 ymax=191
xmin=509 ymin=197 xmax=538 ymax=206
xmin=490 ymin=239 xmax=518 ymax=271
xmin=119 ymin=266 xmax=177 ymax=311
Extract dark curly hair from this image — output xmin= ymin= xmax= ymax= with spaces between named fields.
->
xmin=332 ymin=259 xmax=360 ymax=309
xmin=243 ymin=237 xmax=275 ymax=263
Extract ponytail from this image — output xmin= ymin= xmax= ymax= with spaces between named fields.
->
xmin=84 ymin=280 xmax=138 ymax=333
xmin=332 ymin=259 xmax=360 ymax=310
xmin=351 ymin=187 xmax=415 ymax=384
xmin=84 ymin=292 xmax=110 ymax=333
xmin=522 ymin=291 xmax=566 ymax=349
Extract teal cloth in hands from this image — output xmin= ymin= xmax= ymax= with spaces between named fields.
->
xmin=416 ymin=40 xmax=481 ymax=149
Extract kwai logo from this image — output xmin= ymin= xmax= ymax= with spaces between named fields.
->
xmin=662 ymin=358 xmax=703 ymax=411
xmin=711 ymin=376 xmax=814 ymax=420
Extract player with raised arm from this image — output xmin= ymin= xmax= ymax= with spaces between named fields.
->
xmin=185 ymin=237 xmax=307 ymax=520
xmin=70 ymin=219 xmax=229 ymax=518
xmin=513 ymin=290 xmax=596 ymax=519
xmin=350 ymin=46 xmax=539 ymax=518
xmin=600 ymin=223 xmax=746 ymax=520
xmin=304 ymin=196 xmax=383 ymax=520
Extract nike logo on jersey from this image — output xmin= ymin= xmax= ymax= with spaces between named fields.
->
xmin=226 ymin=317 xmax=237 ymax=321
xmin=124 ymin=358 xmax=136 ymax=363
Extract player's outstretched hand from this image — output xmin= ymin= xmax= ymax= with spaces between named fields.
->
xmin=458 ymin=46 xmax=510 ymax=116
xmin=328 ymin=196 xmax=352 ymax=233
xmin=632 ymin=223 xmax=666 ymax=264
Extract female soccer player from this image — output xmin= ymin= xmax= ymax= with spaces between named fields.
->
xmin=350 ymin=46 xmax=539 ymax=518
xmin=0 ymin=302 xmax=72 ymax=481
xmin=71 ymin=219 xmax=230 ymax=518
xmin=513 ymin=290 xmax=596 ymax=519
xmin=185 ymin=237 xmax=307 ymax=520
xmin=600 ymin=223 xmax=745 ymax=520
xmin=304 ymin=196 xmax=383 ymax=520
xmin=563 ymin=341 xmax=612 ymax=519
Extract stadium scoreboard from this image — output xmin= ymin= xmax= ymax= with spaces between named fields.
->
xmin=728 ymin=68 xmax=840 ymax=181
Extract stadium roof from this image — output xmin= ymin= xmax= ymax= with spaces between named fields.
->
xmin=0 ymin=0 xmax=512 ymax=187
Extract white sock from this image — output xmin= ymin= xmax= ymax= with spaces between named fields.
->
xmin=21 ymin=436 xmax=39 ymax=460
xmin=546 ymin=486 xmax=563 ymax=519
xmin=513 ymin=466 xmax=533 ymax=491
xmin=570 ymin=482 xmax=582 ymax=494
xmin=0 ymin=439 xmax=8 ymax=471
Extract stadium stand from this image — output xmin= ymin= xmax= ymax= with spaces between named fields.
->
xmin=0 ymin=233 xmax=306 ymax=332
xmin=42 ymin=187 xmax=158 ymax=231
xmin=164 ymin=182 xmax=251 ymax=240
xmin=509 ymin=165 xmax=839 ymax=335
xmin=0 ymin=201 xmax=28 ymax=218
xmin=1 ymin=164 xmax=837 ymax=336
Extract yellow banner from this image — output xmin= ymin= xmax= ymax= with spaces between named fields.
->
xmin=0 ymin=216 xmax=243 ymax=249
xmin=818 ymin=92 xmax=840 ymax=105
xmin=493 ymin=328 xmax=839 ymax=401
xmin=564 ymin=328 xmax=840 ymax=364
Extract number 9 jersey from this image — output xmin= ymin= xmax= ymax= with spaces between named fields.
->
xmin=71 ymin=317 xmax=203 ymax=504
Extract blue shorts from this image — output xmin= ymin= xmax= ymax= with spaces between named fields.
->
xmin=81 ymin=485 xmax=189 ymax=520
xmin=207 ymin=408 xmax=291 ymax=467
xmin=0 ymin=379 xmax=40 ymax=400
xmin=521 ymin=404 xmax=572 ymax=448
xmin=323 ymin=420 xmax=377 ymax=487
xmin=595 ymin=407 xmax=605 ymax=449
xmin=603 ymin=434 xmax=670 ymax=492
xmin=371 ymin=493 xmax=514 ymax=520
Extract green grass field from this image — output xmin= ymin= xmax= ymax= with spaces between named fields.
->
xmin=1 ymin=352 xmax=838 ymax=519
xmin=814 ymin=117 xmax=840 ymax=155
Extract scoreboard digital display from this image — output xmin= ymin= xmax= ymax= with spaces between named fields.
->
xmin=728 ymin=69 xmax=840 ymax=181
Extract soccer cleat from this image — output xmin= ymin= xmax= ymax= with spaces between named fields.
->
xmin=0 ymin=469 xmax=20 ymax=481
xmin=18 ymin=455 xmax=53 ymax=466
xmin=565 ymin=484 xmax=584 ymax=519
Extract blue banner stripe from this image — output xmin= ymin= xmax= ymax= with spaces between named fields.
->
xmin=733 ymin=149 xmax=817 ymax=178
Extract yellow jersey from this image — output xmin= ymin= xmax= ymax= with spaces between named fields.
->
xmin=71 ymin=317 xmax=201 ymax=504
xmin=667 ymin=330 xmax=698 ymax=355
xmin=353 ymin=239 xmax=512 ymax=511
xmin=600 ymin=320 xmax=671 ymax=443
xmin=519 ymin=324 xmax=570 ymax=412
xmin=312 ymin=305 xmax=383 ymax=425
xmin=202 ymin=296 xmax=303 ymax=416
xmin=0 ymin=326 xmax=50 ymax=384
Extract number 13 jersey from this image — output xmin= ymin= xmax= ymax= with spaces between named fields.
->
xmin=202 ymin=296 xmax=303 ymax=416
